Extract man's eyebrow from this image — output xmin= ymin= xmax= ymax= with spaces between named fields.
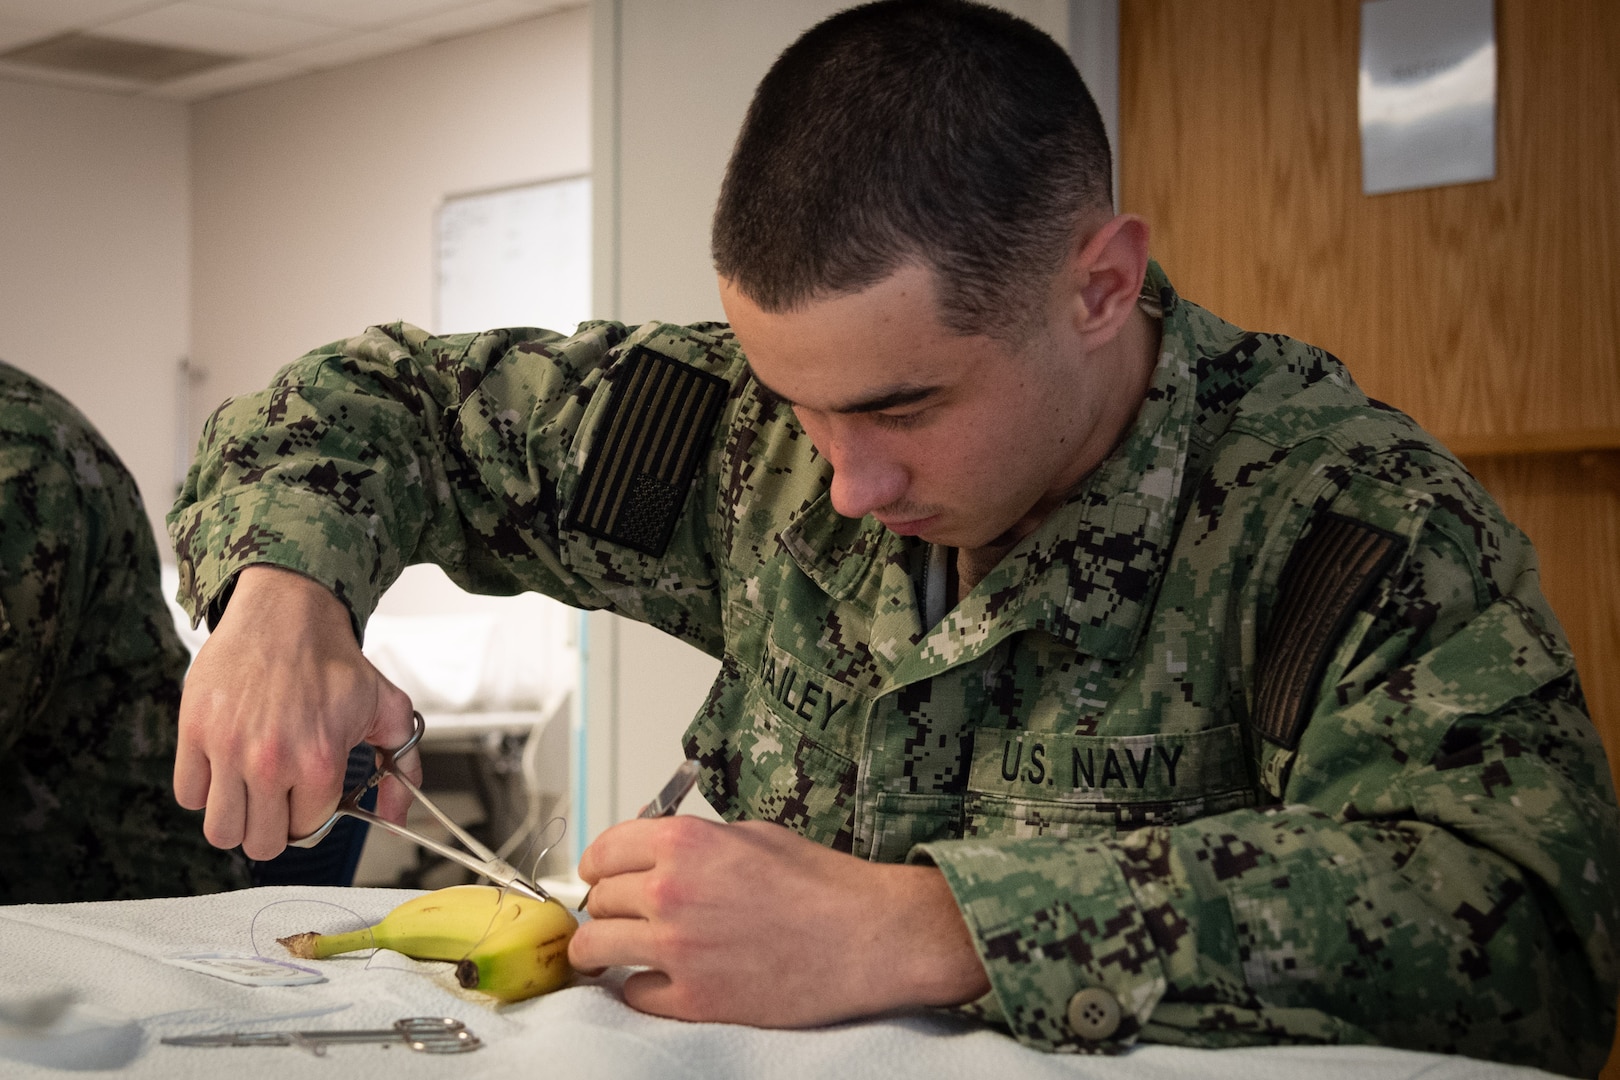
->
xmin=748 ymin=368 xmax=941 ymax=414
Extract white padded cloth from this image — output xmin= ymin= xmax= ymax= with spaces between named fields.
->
xmin=0 ymin=886 xmax=1566 ymax=1080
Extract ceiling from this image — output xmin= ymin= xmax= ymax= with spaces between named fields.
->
xmin=0 ymin=0 xmax=583 ymax=101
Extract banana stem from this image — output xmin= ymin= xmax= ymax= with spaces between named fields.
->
xmin=278 ymin=927 xmax=376 ymax=959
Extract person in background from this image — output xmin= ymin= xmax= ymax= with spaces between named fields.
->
xmin=0 ymin=359 xmax=246 ymax=901
xmin=165 ymin=2 xmax=1618 ymax=1074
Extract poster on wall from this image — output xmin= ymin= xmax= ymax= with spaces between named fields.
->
xmin=1359 ymin=0 xmax=1496 ymax=195
xmin=436 ymin=175 xmax=591 ymax=335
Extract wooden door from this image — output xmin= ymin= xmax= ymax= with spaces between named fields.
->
xmin=1120 ymin=1 xmax=1620 ymax=1073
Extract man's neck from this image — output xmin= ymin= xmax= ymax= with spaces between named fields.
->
xmin=955 ymin=541 xmax=1013 ymax=601
xmin=952 ymin=303 xmax=1164 ymax=603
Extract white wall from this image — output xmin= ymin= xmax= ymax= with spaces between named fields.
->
xmin=585 ymin=0 xmax=1084 ymax=838
xmin=0 ymin=80 xmax=190 ymax=544
xmin=189 ymin=6 xmax=590 ymax=443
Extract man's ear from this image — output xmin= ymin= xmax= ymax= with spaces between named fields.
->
xmin=1061 ymin=213 xmax=1150 ymax=349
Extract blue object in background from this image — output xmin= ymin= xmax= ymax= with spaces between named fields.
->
xmin=247 ymin=744 xmax=375 ymax=887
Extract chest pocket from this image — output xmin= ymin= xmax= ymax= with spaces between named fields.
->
xmin=689 ymin=601 xmax=873 ymax=853
xmin=965 ymin=726 xmax=1258 ymax=837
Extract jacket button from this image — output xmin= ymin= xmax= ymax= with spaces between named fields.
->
xmin=1066 ymin=987 xmax=1121 ymax=1041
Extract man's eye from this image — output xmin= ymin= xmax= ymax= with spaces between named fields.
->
xmin=873 ymin=410 xmax=925 ymax=430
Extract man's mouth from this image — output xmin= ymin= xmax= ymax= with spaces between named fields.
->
xmin=877 ymin=513 xmax=939 ymax=536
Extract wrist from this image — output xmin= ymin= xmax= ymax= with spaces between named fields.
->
xmin=224 ymin=564 xmax=356 ymax=644
xmin=877 ymin=864 xmax=990 ymax=1009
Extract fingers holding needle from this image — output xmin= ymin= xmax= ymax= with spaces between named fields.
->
xmin=579 ymin=760 xmax=700 ymax=912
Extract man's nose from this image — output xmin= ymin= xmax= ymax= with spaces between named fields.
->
xmin=824 ymin=435 xmax=908 ymax=521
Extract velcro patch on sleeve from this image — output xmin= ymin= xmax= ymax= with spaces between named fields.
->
xmin=565 ymin=345 xmax=729 ymax=556
xmin=1253 ymin=512 xmax=1402 ymax=749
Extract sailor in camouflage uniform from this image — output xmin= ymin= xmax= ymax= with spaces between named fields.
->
xmin=166 ymin=2 xmax=1618 ymax=1075
xmin=0 ymin=361 xmax=246 ymax=902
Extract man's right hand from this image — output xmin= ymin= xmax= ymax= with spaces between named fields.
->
xmin=173 ymin=564 xmax=419 ymax=861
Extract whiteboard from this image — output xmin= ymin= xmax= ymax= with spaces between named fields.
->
xmin=435 ymin=175 xmax=592 ymax=336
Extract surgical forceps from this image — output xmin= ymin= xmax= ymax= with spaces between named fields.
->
xmin=290 ymin=711 xmax=550 ymax=903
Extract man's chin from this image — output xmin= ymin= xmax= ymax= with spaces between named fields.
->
xmin=929 ymin=522 xmax=1028 ymax=553
xmin=872 ymin=511 xmax=1020 ymax=550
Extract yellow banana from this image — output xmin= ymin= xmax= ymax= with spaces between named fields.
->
xmin=278 ymin=884 xmax=577 ymax=1002
xmin=453 ymin=891 xmax=577 ymax=1001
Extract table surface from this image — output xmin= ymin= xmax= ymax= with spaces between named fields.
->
xmin=0 ymin=886 xmax=1566 ymax=1080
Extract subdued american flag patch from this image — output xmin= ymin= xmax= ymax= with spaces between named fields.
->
xmin=566 ymin=346 xmax=728 ymax=556
xmin=1253 ymin=513 xmax=1401 ymax=749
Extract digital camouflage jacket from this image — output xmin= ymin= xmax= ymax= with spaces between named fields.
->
xmin=170 ymin=265 xmax=1619 ymax=1076
xmin=0 ymin=361 xmax=245 ymax=902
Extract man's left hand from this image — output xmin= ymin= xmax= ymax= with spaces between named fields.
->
xmin=571 ymin=817 xmax=990 ymax=1027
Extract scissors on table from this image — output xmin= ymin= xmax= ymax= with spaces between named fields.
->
xmin=290 ymin=711 xmax=550 ymax=903
xmin=163 ymin=1016 xmax=481 ymax=1055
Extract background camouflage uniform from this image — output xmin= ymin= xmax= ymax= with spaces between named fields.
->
xmin=0 ymin=361 xmax=246 ymax=902
xmin=170 ymin=263 xmax=1619 ymax=1077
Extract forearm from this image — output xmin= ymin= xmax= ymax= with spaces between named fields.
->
xmin=912 ymin=663 xmax=1619 ymax=1075
xmin=168 ymin=319 xmax=739 ymax=649
xmin=910 ymin=550 xmax=1618 ymax=1063
xmin=919 ymin=794 xmax=1614 ymax=1069
xmin=172 ymin=324 xmax=490 ymax=632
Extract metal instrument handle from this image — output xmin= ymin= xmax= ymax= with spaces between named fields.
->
xmin=162 ymin=1017 xmax=481 ymax=1055
xmin=285 ymin=713 xmax=549 ymax=902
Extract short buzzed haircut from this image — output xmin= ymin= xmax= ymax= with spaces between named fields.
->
xmin=712 ymin=0 xmax=1113 ymax=341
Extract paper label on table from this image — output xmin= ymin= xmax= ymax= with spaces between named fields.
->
xmin=163 ymin=953 xmax=326 ymax=987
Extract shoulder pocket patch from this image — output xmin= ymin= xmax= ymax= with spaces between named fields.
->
xmin=566 ymin=345 xmax=729 ymax=556
xmin=1254 ymin=512 xmax=1402 ymax=749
